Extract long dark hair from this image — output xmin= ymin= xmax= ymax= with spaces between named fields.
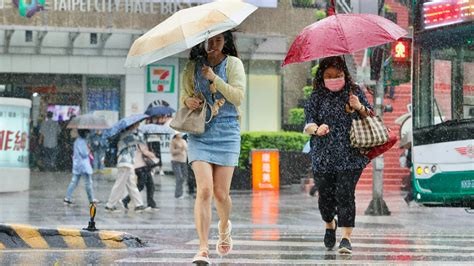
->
xmin=189 ymin=30 xmax=239 ymax=61
xmin=313 ymin=56 xmax=358 ymax=92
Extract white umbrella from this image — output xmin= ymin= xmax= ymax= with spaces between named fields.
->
xmin=67 ymin=114 xmax=111 ymax=129
xmin=125 ymin=0 xmax=257 ymax=67
xmin=139 ymin=124 xmax=176 ymax=135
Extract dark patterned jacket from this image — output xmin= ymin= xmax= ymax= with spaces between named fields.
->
xmin=304 ymin=84 xmax=372 ymax=172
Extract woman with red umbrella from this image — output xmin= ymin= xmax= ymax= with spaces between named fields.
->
xmin=304 ymin=56 xmax=372 ymax=254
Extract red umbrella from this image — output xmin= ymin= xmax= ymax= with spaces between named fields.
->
xmin=282 ymin=13 xmax=408 ymax=66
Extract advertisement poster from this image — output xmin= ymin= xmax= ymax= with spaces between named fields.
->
xmin=0 ymin=104 xmax=30 ymax=168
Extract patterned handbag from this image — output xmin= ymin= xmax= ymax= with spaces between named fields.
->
xmin=350 ymin=112 xmax=389 ymax=148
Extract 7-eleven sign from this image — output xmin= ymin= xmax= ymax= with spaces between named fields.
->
xmin=147 ymin=65 xmax=175 ymax=93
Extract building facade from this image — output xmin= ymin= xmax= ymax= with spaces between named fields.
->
xmin=0 ymin=0 xmax=317 ymax=131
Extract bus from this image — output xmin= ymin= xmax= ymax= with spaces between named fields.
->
xmin=411 ymin=0 xmax=474 ymax=207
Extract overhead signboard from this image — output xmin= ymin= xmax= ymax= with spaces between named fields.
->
xmin=187 ymin=0 xmax=277 ymax=8
xmin=422 ymin=0 xmax=474 ymax=29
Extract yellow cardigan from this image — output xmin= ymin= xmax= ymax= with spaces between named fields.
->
xmin=179 ymin=56 xmax=246 ymax=118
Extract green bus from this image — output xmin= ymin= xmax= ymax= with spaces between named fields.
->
xmin=411 ymin=0 xmax=474 ymax=207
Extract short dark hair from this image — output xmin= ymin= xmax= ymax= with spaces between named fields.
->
xmin=77 ymin=129 xmax=90 ymax=138
xmin=189 ymin=30 xmax=239 ymax=61
xmin=314 ymin=56 xmax=358 ymax=92
xmin=47 ymin=111 xmax=53 ymax=118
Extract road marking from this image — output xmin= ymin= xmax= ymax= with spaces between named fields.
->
xmin=10 ymin=224 xmax=49 ymax=249
xmin=99 ymin=231 xmax=127 ymax=249
xmin=186 ymin=239 xmax=474 ymax=251
xmin=57 ymin=228 xmax=87 ymax=249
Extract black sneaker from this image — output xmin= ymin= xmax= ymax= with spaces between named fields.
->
xmin=309 ymin=185 xmax=318 ymax=197
xmin=338 ymin=238 xmax=352 ymax=254
xmin=121 ymin=199 xmax=128 ymax=210
xmin=105 ymin=206 xmax=120 ymax=212
xmin=63 ymin=198 xmax=73 ymax=205
xmin=323 ymin=219 xmax=337 ymax=250
xmin=134 ymin=205 xmax=146 ymax=212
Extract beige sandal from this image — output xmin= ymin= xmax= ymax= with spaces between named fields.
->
xmin=216 ymin=220 xmax=233 ymax=256
xmin=192 ymin=248 xmax=210 ymax=264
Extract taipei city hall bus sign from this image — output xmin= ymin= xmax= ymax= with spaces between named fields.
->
xmin=1 ymin=0 xmax=276 ymax=17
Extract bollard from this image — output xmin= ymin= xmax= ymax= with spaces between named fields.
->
xmin=84 ymin=203 xmax=98 ymax=231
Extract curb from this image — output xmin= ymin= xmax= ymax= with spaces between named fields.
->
xmin=0 ymin=224 xmax=145 ymax=249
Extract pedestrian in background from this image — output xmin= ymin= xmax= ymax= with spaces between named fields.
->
xmin=90 ymin=130 xmax=108 ymax=173
xmin=122 ymin=140 xmax=159 ymax=211
xmin=304 ymin=56 xmax=372 ymax=254
xmin=104 ymin=122 xmax=146 ymax=212
xmin=181 ymin=30 xmax=246 ymax=264
xmin=39 ymin=111 xmax=61 ymax=171
xmin=64 ymin=129 xmax=96 ymax=205
xmin=170 ymin=132 xmax=188 ymax=199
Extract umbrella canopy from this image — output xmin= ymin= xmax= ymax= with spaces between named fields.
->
xmin=125 ymin=0 xmax=257 ymax=67
xmin=283 ymin=13 xmax=408 ymax=66
xmin=67 ymin=114 xmax=110 ymax=129
xmin=103 ymin=114 xmax=149 ymax=138
xmin=139 ymin=124 xmax=176 ymax=135
xmin=145 ymin=106 xmax=176 ymax=117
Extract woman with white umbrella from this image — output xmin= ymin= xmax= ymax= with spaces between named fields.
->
xmin=182 ymin=31 xmax=246 ymax=264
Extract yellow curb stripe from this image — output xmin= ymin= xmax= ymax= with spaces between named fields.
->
xmin=57 ymin=228 xmax=87 ymax=249
xmin=10 ymin=224 xmax=49 ymax=249
xmin=99 ymin=231 xmax=127 ymax=249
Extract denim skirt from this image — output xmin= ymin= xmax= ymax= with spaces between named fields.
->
xmin=188 ymin=117 xmax=241 ymax=167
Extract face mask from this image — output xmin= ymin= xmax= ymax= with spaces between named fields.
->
xmin=324 ymin=77 xmax=345 ymax=92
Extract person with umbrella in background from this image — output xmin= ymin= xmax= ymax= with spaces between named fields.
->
xmin=121 ymin=122 xmax=171 ymax=211
xmin=145 ymin=105 xmax=176 ymax=177
xmin=63 ymin=114 xmax=109 ymax=205
xmin=104 ymin=114 xmax=149 ymax=212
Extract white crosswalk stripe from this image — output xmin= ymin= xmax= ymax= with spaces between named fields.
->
xmin=115 ymin=231 xmax=474 ymax=265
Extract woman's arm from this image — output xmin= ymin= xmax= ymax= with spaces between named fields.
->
xmin=354 ymin=87 xmax=373 ymax=118
xmin=179 ymin=61 xmax=196 ymax=107
xmin=304 ymin=92 xmax=319 ymax=135
xmin=213 ymin=57 xmax=246 ymax=106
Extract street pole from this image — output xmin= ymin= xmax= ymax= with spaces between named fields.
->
xmin=365 ymin=0 xmax=391 ymax=216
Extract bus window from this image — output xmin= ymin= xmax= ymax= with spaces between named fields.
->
xmin=433 ymin=59 xmax=452 ymax=124
xmin=463 ymin=61 xmax=474 ymax=119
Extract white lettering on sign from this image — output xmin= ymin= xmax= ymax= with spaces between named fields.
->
xmin=50 ymin=0 xmax=192 ymax=14
xmin=262 ymin=173 xmax=271 ymax=183
xmin=261 ymin=153 xmax=270 ymax=163
xmin=262 ymin=163 xmax=271 ymax=173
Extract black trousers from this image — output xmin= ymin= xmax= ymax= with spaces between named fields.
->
xmin=123 ymin=167 xmax=156 ymax=208
xmin=315 ymin=169 xmax=363 ymax=228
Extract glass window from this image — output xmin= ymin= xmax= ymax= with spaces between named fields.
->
xmin=433 ymin=59 xmax=452 ymax=124
xmin=463 ymin=61 xmax=474 ymax=119
xmin=415 ymin=43 xmax=474 ymax=128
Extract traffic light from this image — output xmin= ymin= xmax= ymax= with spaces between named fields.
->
xmin=389 ymin=37 xmax=412 ymax=85
xmin=392 ymin=38 xmax=411 ymax=62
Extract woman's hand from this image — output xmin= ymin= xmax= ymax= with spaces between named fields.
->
xmin=316 ymin=124 xmax=330 ymax=136
xmin=349 ymin=94 xmax=362 ymax=111
xmin=202 ymin=66 xmax=217 ymax=82
xmin=185 ymin=97 xmax=203 ymax=110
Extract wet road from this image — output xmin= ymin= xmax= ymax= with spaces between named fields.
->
xmin=0 ymin=170 xmax=473 ymax=265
